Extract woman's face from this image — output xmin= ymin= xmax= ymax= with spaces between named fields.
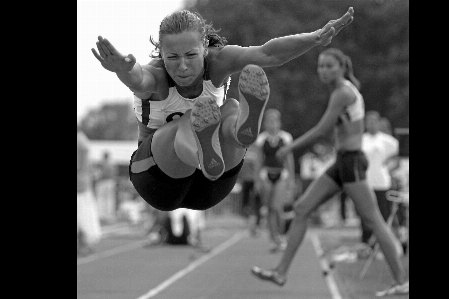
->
xmin=317 ymin=54 xmax=344 ymax=84
xmin=160 ymin=31 xmax=206 ymax=87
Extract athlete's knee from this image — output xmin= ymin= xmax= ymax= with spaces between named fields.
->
xmin=292 ymin=199 xmax=311 ymax=219
xmin=220 ymin=98 xmax=239 ymax=115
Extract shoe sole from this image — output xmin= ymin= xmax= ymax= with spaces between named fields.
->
xmin=191 ymin=97 xmax=224 ymax=181
xmin=235 ymin=64 xmax=270 ymax=147
xmin=251 ymin=267 xmax=286 ymax=286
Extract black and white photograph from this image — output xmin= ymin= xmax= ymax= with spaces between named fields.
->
xmin=77 ymin=0 xmax=409 ymax=298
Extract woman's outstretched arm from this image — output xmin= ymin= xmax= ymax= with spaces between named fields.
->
xmin=92 ymin=36 xmax=157 ymax=93
xmin=218 ymin=7 xmax=354 ymax=73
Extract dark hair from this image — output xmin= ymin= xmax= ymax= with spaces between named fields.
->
xmin=149 ymin=10 xmax=227 ymax=58
xmin=320 ymin=48 xmax=361 ymax=90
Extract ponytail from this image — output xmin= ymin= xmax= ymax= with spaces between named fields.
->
xmin=344 ymin=56 xmax=361 ymax=90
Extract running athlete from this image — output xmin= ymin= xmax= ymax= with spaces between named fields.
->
xmin=91 ymin=8 xmax=354 ymax=212
xmin=251 ymin=48 xmax=409 ymax=297
xmin=254 ymin=109 xmax=295 ymax=252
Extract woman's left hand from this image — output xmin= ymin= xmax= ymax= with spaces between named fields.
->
xmin=316 ymin=7 xmax=354 ymax=46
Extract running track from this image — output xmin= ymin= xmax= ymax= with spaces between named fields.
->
xmin=77 ymin=221 xmax=344 ymax=299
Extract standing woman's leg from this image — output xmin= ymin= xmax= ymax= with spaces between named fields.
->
xmin=258 ymin=173 xmax=277 ymax=243
xmin=273 ymin=174 xmax=340 ymax=276
xmin=270 ymin=172 xmax=292 ymax=247
xmin=344 ymin=182 xmax=406 ymax=284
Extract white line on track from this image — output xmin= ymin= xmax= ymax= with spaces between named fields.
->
xmin=77 ymin=240 xmax=147 ymax=266
xmin=309 ymin=231 xmax=343 ymax=299
xmin=135 ymin=231 xmax=247 ymax=299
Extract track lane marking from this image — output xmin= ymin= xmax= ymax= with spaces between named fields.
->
xmin=77 ymin=240 xmax=147 ymax=266
xmin=135 ymin=231 xmax=246 ymax=299
xmin=309 ymin=231 xmax=343 ymax=299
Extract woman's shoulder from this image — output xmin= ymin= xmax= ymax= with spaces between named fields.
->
xmin=331 ymin=81 xmax=356 ymax=105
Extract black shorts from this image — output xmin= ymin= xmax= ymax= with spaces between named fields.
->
xmin=325 ymin=150 xmax=369 ymax=187
xmin=267 ymin=169 xmax=282 ymax=184
xmin=129 ymin=131 xmax=243 ymax=211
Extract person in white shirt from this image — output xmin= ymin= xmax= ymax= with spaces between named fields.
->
xmin=77 ymin=126 xmax=102 ymax=256
xmin=361 ymin=111 xmax=400 ymax=245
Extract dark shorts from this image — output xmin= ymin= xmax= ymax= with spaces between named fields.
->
xmin=129 ymin=131 xmax=243 ymax=211
xmin=325 ymin=150 xmax=369 ymax=187
xmin=267 ymin=169 xmax=282 ymax=184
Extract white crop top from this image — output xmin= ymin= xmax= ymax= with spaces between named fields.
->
xmin=338 ymin=80 xmax=365 ymax=124
xmin=133 ymin=78 xmax=230 ymax=129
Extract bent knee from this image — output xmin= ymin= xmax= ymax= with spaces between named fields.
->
xmin=220 ymin=98 xmax=239 ymax=115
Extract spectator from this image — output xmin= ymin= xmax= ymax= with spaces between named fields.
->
xmin=77 ymin=126 xmax=102 ymax=256
xmin=96 ymin=150 xmax=117 ymax=224
xmin=362 ymin=112 xmax=404 ymax=255
xmin=254 ymin=109 xmax=295 ymax=253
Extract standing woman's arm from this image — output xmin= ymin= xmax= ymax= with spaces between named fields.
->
xmin=276 ymin=87 xmax=353 ymax=160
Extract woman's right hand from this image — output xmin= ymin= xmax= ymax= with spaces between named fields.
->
xmin=91 ymin=36 xmax=136 ymax=73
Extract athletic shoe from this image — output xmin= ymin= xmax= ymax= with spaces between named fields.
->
xmin=375 ymin=281 xmax=409 ymax=297
xmin=191 ymin=96 xmax=224 ymax=181
xmin=251 ymin=266 xmax=286 ymax=286
xmin=235 ymin=64 xmax=270 ymax=147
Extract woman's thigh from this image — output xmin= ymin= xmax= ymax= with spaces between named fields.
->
xmin=293 ymin=174 xmax=341 ymax=216
xmin=151 ymin=114 xmax=197 ymax=178
xmin=344 ymin=181 xmax=384 ymax=224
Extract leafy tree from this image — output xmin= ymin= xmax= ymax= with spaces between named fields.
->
xmin=80 ymin=101 xmax=138 ymax=140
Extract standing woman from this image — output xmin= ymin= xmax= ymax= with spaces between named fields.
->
xmin=91 ymin=8 xmax=354 ymax=212
xmin=254 ymin=109 xmax=295 ymax=252
xmin=251 ymin=48 xmax=408 ymax=297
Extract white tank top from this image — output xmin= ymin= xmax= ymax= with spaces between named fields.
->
xmin=133 ymin=78 xmax=230 ymax=129
xmin=338 ymin=80 xmax=365 ymax=124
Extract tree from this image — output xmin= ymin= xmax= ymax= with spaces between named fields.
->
xmin=80 ymin=101 xmax=138 ymax=140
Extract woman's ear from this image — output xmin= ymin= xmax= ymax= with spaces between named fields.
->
xmin=204 ymin=48 xmax=209 ymax=57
